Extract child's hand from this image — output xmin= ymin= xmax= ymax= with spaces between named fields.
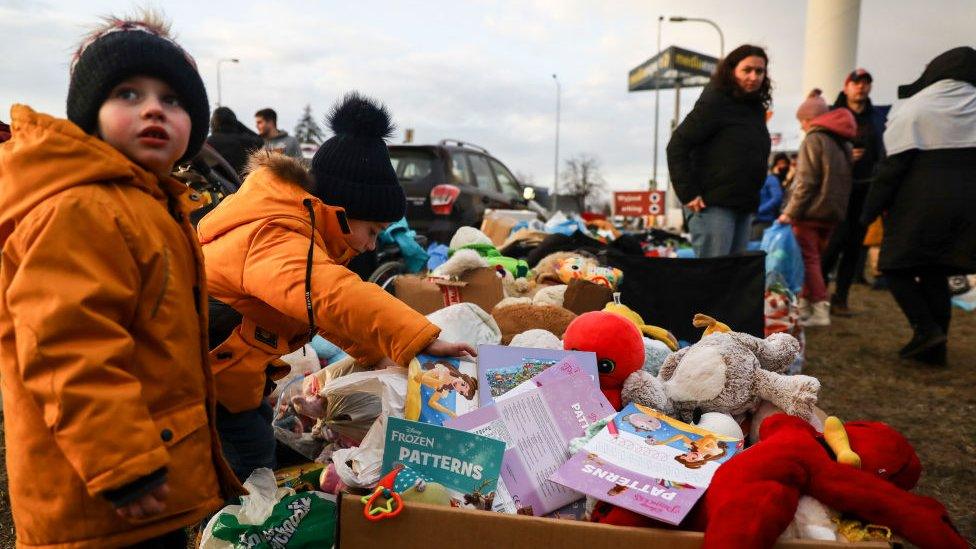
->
xmin=115 ymin=483 xmax=170 ymax=520
xmin=423 ymin=339 xmax=477 ymax=359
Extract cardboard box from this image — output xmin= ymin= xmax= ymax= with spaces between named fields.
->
xmin=563 ymin=278 xmax=615 ymax=315
xmin=337 ymin=494 xmax=893 ymax=549
xmin=394 ymin=267 xmax=504 ymax=316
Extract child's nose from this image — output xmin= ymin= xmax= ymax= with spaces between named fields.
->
xmin=141 ymin=97 xmax=166 ymax=119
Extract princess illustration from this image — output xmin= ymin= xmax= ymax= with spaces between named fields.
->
xmin=413 ymin=359 xmax=478 ymax=418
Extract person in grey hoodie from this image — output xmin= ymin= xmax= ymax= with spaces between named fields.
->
xmin=255 ymin=107 xmax=302 ymax=158
xmin=778 ymin=89 xmax=856 ymax=327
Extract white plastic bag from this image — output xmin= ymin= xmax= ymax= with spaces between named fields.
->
xmin=329 ymin=413 xmax=390 ymax=489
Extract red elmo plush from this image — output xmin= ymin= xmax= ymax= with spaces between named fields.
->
xmin=699 ymin=414 xmax=966 ymax=549
xmin=563 ymin=311 xmax=644 ymax=410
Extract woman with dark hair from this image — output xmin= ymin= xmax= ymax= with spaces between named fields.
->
xmin=206 ymin=106 xmax=264 ymax=176
xmin=667 ymin=44 xmax=773 ymax=258
xmin=861 ymin=47 xmax=976 ymax=365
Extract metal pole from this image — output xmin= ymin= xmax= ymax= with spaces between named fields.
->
xmin=669 ymin=17 xmax=724 ymax=58
xmin=653 ymin=16 xmax=663 ymax=190
xmin=673 ymin=79 xmax=682 ymax=131
xmin=552 ymin=74 xmax=561 ymax=198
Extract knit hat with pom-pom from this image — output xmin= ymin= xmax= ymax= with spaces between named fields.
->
xmin=310 ymin=93 xmax=405 ymax=222
xmin=795 ymin=88 xmax=829 ymax=121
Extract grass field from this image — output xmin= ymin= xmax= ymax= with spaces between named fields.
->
xmin=0 ymin=283 xmax=972 ymax=547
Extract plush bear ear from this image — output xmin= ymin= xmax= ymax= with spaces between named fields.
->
xmin=754 ymin=370 xmax=820 ymax=420
xmin=729 ymin=332 xmax=800 ymax=374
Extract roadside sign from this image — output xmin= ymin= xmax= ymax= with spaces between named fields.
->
xmin=613 ymin=191 xmax=666 ymax=216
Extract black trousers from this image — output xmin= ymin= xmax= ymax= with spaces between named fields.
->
xmin=884 ymin=268 xmax=951 ymax=336
xmin=821 ymin=185 xmax=869 ymax=302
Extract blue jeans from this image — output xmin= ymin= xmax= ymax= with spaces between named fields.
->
xmin=216 ymin=401 xmax=277 ymax=483
xmin=686 ymin=206 xmax=754 ymax=258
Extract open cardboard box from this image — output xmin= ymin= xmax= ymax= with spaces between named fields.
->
xmin=394 ymin=267 xmax=504 ymax=316
xmin=336 ymin=494 xmax=894 ymax=549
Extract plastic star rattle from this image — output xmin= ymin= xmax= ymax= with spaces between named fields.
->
xmin=361 ymin=486 xmax=404 ymax=522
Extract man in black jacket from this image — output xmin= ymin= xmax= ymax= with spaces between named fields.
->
xmin=821 ymin=69 xmax=888 ymax=315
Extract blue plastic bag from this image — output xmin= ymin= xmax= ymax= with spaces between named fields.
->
xmin=760 ymin=222 xmax=804 ymax=295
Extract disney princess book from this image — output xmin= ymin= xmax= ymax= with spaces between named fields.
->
xmin=549 ymin=403 xmax=743 ymax=525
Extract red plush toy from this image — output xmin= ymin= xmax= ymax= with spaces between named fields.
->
xmin=563 ymin=311 xmax=644 ymax=410
xmin=699 ymin=413 xmax=966 ymax=549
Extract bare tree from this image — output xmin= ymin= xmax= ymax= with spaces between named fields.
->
xmin=561 ymin=154 xmax=607 ymax=212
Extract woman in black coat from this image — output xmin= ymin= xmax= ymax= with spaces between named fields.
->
xmin=206 ymin=106 xmax=265 ymax=176
xmin=861 ymin=47 xmax=976 ymax=365
xmin=667 ymin=44 xmax=772 ymax=258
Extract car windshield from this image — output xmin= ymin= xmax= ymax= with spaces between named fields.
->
xmin=390 ymin=150 xmax=434 ymax=182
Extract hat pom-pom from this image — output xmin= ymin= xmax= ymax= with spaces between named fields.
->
xmin=807 ymin=88 xmax=823 ymax=99
xmin=328 ymin=92 xmax=395 ymax=140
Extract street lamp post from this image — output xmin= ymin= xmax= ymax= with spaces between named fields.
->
xmin=653 ymin=16 xmax=663 ymax=190
xmin=552 ymin=74 xmax=561 ymax=199
xmin=216 ymin=58 xmax=239 ymax=107
xmin=669 ymin=16 xmax=725 ymax=58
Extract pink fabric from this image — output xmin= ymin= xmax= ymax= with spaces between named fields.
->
xmin=809 ymin=109 xmax=857 ymax=140
xmin=792 ymin=221 xmax=835 ymax=302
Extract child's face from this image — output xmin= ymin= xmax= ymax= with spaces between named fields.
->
xmin=97 ymin=75 xmax=191 ymax=177
xmin=343 ymin=219 xmax=390 ymax=254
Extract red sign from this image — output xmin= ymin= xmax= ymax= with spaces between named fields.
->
xmin=613 ymin=191 xmax=666 ymax=216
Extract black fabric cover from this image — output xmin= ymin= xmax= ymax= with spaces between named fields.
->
xmin=608 ymin=251 xmax=766 ymax=343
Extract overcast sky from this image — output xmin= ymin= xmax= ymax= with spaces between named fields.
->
xmin=2 ymin=0 xmax=973 ymax=193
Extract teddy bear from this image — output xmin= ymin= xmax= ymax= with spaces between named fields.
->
xmin=699 ymin=413 xmax=967 ymax=549
xmin=621 ymin=315 xmax=820 ymax=426
xmin=562 ymin=311 xmax=645 ymax=410
xmin=492 ymin=300 xmax=577 ymax=345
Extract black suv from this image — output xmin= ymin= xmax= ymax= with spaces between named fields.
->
xmin=389 ymin=140 xmax=542 ymax=243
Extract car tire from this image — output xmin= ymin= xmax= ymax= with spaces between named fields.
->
xmin=369 ymin=261 xmax=406 ymax=294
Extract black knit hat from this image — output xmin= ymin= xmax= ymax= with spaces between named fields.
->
xmin=310 ymin=93 xmax=405 ymax=222
xmin=67 ymin=18 xmax=209 ymax=163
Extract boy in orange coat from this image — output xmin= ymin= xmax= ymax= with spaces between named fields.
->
xmin=199 ymin=93 xmax=474 ymax=481
xmin=0 ymin=13 xmax=240 ymax=548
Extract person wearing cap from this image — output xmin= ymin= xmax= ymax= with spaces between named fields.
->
xmin=820 ymin=68 xmax=889 ymax=315
xmin=198 ymin=93 xmax=474 ymax=482
xmin=778 ymin=89 xmax=857 ymax=327
xmin=861 ymin=47 xmax=976 ymax=365
xmin=0 ymin=11 xmax=241 ymax=548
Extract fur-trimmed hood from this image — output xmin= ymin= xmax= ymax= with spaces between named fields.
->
xmin=198 ymin=150 xmax=356 ymax=264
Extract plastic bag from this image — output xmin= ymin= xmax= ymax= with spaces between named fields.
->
xmin=304 ymin=368 xmax=407 ymax=446
xmin=329 ymin=413 xmax=390 ymax=489
xmin=199 ymin=468 xmax=336 ymax=549
xmin=760 ymin=222 xmax=804 ymax=295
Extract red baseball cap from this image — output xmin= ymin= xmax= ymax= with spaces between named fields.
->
xmin=845 ymin=68 xmax=873 ymax=85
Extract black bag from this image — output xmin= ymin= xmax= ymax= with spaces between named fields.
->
xmin=608 ymin=251 xmax=766 ymax=344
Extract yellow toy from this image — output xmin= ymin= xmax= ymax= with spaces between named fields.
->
xmin=603 ymin=302 xmax=678 ymax=351
xmin=693 ymin=313 xmax=731 ymax=337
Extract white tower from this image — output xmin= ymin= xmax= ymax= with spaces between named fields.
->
xmin=802 ymin=0 xmax=862 ymax=101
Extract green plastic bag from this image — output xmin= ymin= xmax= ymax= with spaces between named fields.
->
xmin=200 ymin=468 xmax=337 ymax=548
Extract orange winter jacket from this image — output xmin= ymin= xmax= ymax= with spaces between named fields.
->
xmin=0 ymin=106 xmax=242 ymax=548
xmin=198 ymin=153 xmax=440 ymax=413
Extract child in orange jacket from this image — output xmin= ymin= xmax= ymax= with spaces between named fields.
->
xmin=0 ymin=12 xmax=240 ymax=548
xmin=199 ymin=94 xmax=474 ymax=482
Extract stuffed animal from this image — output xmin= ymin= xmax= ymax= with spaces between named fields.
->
xmin=555 ymin=256 xmax=623 ymax=290
xmin=603 ymin=302 xmax=678 ymax=351
xmin=622 ymin=317 xmax=819 ymax=425
xmin=492 ymin=301 xmax=577 ymax=345
xmin=699 ymin=413 xmax=966 ymax=549
xmin=533 ymin=252 xmax=597 ymax=286
xmin=447 ymin=226 xmax=530 ymax=278
xmin=563 ymin=311 xmax=645 ymax=410
xmin=509 ymin=329 xmax=563 ymax=350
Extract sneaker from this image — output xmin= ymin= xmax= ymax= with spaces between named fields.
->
xmin=830 ymin=296 xmax=853 ymax=317
xmin=899 ymin=328 xmax=947 ymax=359
xmin=801 ymin=301 xmax=831 ymax=327
xmin=798 ymin=298 xmax=812 ymax=320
